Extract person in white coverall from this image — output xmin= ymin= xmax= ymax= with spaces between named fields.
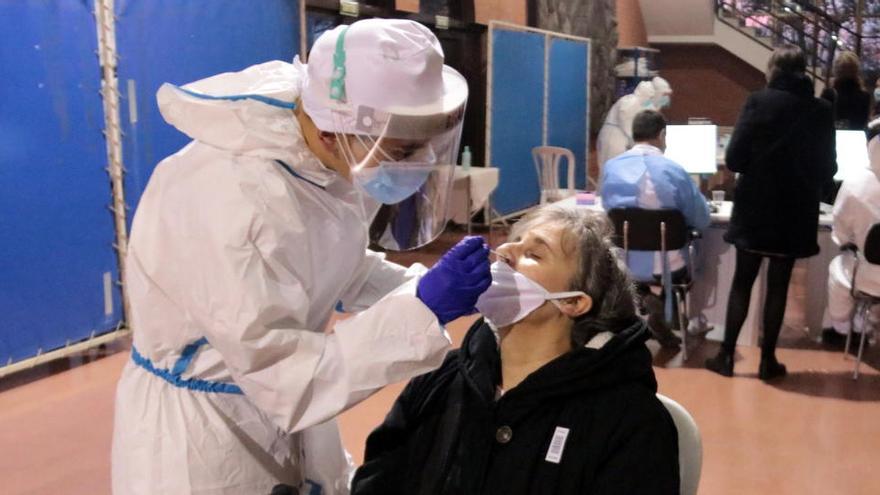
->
xmin=111 ymin=19 xmax=491 ymax=495
xmin=596 ymin=81 xmax=656 ymax=172
xmin=651 ymin=76 xmax=673 ymax=110
xmin=826 ymin=131 xmax=880 ymax=338
xmin=597 ymin=77 xmax=673 ymax=172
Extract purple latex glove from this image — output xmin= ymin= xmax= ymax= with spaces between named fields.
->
xmin=417 ymin=236 xmax=492 ymax=325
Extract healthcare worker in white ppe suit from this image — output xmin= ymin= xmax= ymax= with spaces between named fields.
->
xmin=112 ymin=18 xmax=491 ymax=495
xmin=826 ymin=127 xmax=880 ymax=338
xmin=596 ymin=77 xmax=673 ymax=175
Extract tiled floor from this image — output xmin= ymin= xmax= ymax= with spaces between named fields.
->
xmin=2 ymin=228 xmax=879 ymax=494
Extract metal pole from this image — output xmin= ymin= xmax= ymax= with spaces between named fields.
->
xmin=300 ymin=0 xmax=308 ymax=62
xmin=0 ymin=327 xmax=131 ymax=379
xmin=95 ymin=0 xmax=131 ymax=325
xmin=855 ymin=0 xmax=864 ymax=55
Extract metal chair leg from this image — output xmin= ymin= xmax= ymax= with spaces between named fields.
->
xmin=677 ymin=288 xmax=689 ymax=362
xmin=854 ymin=303 xmax=870 ymax=380
xmin=844 ymin=309 xmax=854 ymax=362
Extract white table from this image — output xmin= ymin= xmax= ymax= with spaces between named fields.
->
xmin=696 ymin=202 xmax=834 ymax=345
xmin=555 ymin=197 xmax=836 ymax=347
xmin=450 ymin=166 xmax=499 ymax=234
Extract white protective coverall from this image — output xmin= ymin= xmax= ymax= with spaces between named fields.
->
xmin=651 ymin=76 xmax=672 ymax=109
xmin=111 ymin=60 xmax=451 ymax=494
xmin=827 ymin=135 xmax=880 ymax=334
xmin=596 ymin=81 xmax=657 ymax=173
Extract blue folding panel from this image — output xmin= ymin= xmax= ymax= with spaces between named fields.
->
xmin=547 ymin=38 xmax=590 ymax=191
xmin=115 ymin=0 xmax=302 ymax=218
xmin=489 ymin=29 xmax=545 ymax=215
xmin=0 ymin=0 xmax=122 ymax=364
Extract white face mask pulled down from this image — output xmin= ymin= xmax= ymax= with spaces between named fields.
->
xmin=475 ymin=261 xmax=588 ymax=329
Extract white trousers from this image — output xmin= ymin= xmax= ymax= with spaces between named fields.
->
xmin=827 ymin=253 xmax=880 ymax=334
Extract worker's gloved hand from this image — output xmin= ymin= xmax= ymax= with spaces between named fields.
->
xmin=417 ymin=236 xmax=492 ymax=325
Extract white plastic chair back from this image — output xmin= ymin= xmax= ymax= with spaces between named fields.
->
xmin=657 ymin=393 xmax=702 ymax=495
xmin=532 ymin=146 xmax=576 ymax=204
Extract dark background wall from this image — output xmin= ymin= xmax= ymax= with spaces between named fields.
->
xmin=651 ymin=43 xmax=767 ymax=126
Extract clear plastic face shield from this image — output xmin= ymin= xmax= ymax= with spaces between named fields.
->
xmin=324 ymin=26 xmax=468 ymax=251
xmin=333 ymin=105 xmax=466 ymax=251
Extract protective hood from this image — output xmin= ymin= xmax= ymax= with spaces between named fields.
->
xmin=633 ymin=80 xmax=656 ymax=103
xmin=869 ymin=134 xmax=880 ymax=176
xmin=652 ymin=76 xmax=671 ymax=95
xmin=156 ymin=59 xmax=336 ymax=186
xmin=301 ymin=19 xmax=468 ymax=137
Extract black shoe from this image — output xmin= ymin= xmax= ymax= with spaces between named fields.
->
xmin=705 ymin=351 xmax=734 ymax=377
xmin=656 ymin=333 xmax=682 ymax=349
xmin=758 ymin=358 xmax=787 ymax=381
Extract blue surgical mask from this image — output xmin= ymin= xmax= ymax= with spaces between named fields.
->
xmin=657 ymin=95 xmax=671 ymax=108
xmin=874 ymin=88 xmax=880 ymax=101
xmin=352 ymin=143 xmax=438 ymax=205
xmin=353 ymin=163 xmax=433 ymax=205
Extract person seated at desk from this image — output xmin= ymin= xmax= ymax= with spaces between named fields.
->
xmin=600 ymin=110 xmax=711 ymax=348
xmin=824 ymin=130 xmax=880 ymax=346
xmin=350 ymin=205 xmax=680 ymax=495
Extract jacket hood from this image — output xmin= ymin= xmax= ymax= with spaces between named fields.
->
xmin=458 ymin=319 xmax=657 ymax=411
xmin=870 ymin=135 xmax=880 ymax=176
xmin=768 ymin=73 xmax=815 ymax=98
xmin=156 ymin=59 xmax=336 ymax=186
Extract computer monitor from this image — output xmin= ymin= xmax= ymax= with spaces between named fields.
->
xmin=835 ymin=130 xmax=870 ymax=181
xmin=664 ymin=125 xmax=718 ymax=175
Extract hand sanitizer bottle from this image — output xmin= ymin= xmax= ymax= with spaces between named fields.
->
xmin=461 ymin=145 xmax=472 ymax=171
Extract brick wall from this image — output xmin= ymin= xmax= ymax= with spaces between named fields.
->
xmin=652 ymin=43 xmax=767 ymax=126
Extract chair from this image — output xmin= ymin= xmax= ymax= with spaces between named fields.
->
xmin=657 ymin=394 xmax=703 ymax=495
xmin=607 ymin=208 xmax=701 ymax=360
xmin=531 ymin=146 xmax=578 ymax=204
xmin=843 ymin=222 xmax=880 ymax=379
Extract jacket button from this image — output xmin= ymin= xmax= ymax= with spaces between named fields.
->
xmin=495 ymin=425 xmax=513 ymax=444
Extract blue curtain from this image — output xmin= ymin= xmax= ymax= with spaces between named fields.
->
xmin=115 ymin=0 xmax=302 ymax=220
xmin=488 ymin=27 xmax=591 ymax=215
xmin=0 ymin=0 xmax=122 ymax=364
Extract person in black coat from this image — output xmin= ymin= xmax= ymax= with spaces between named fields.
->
xmin=351 ymin=206 xmax=680 ymax=495
xmin=706 ymin=45 xmax=837 ymax=380
xmin=820 ymin=51 xmax=872 ymax=131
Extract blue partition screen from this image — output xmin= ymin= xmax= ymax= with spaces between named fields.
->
xmin=489 ymin=29 xmax=545 ymax=215
xmin=115 ymin=0 xmax=302 ymax=219
xmin=548 ymin=38 xmax=589 ymax=191
xmin=489 ymin=27 xmax=590 ymax=216
xmin=0 ymin=0 xmax=122 ymax=364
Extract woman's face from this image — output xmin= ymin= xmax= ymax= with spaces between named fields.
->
xmin=495 ymin=222 xmax=578 ymax=297
xmin=493 ymin=219 xmax=593 ymax=330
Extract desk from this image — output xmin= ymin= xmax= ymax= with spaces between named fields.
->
xmin=555 ymin=197 xmax=836 ymax=346
xmin=697 ymin=202 xmax=835 ymax=345
xmin=450 ymin=166 xmax=499 ymax=233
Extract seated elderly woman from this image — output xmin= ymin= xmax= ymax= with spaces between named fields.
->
xmin=351 ymin=205 xmax=680 ymax=495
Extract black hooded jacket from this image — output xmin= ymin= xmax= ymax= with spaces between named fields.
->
xmin=724 ymin=73 xmax=837 ymax=258
xmin=351 ymin=320 xmax=679 ymax=495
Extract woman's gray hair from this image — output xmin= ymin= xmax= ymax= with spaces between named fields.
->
xmin=510 ymin=205 xmax=640 ymax=347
